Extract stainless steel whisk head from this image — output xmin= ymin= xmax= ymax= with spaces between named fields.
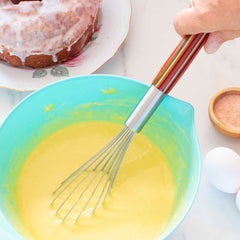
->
xmin=51 ymin=33 xmax=208 ymax=222
xmin=51 ymin=126 xmax=135 ymax=222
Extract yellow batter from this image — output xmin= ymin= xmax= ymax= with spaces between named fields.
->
xmin=17 ymin=122 xmax=175 ymax=240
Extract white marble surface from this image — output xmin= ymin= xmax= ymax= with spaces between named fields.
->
xmin=1 ymin=0 xmax=240 ymax=239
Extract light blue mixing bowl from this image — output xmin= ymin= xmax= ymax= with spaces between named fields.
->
xmin=0 ymin=75 xmax=201 ymax=240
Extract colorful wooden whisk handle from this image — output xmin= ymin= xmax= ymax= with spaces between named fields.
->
xmin=152 ymin=33 xmax=209 ymax=94
xmin=126 ymin=33 xmax=208 ymax=132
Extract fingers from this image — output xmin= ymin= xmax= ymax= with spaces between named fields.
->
xmin=204 ymin=30 xmax=240 ymax=54
xmin=174 ymin=5 xmax=240 ymax=54
xmin=204 ymin=33 xmax=222 ymax=54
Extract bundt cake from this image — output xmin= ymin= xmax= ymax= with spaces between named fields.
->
xmin=0 ymin=0 xmax=100 ymax=68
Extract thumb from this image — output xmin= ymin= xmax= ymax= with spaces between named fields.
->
xmin=173 ymin=8 xmax=205 ymax=36
xmin=204 ymin=30 xmax=240 ymax=54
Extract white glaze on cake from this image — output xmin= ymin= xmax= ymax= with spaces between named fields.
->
xmin=0 ymin=0 xmax=99 ymax=63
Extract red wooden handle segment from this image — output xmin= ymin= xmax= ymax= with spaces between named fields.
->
xmin=152 ymin=33 xmax=209 ymax=94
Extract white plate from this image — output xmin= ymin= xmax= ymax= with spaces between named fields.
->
xmin=0 ymin=0 xmax=132 ymax=91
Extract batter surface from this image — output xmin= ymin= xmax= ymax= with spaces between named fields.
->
xmin=17 ymin=121 xmax=175 ymax=240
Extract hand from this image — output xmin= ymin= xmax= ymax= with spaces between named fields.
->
xmin=173 ymin=0 xmax=240 ymax=53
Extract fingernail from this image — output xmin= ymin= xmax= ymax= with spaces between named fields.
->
xmin=205 ymin=40 xmax=222 ymax=54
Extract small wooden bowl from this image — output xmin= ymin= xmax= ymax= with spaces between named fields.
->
xmin=209 ymin=87 xmax=240 ymax=138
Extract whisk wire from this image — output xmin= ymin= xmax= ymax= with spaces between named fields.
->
xmin=51 ymin=127 xmax=128 ymax=205
xmin=92 ymin=127 xmax=129 ymax=171
xmin=101 ymin=130 xmax=134 ymax=207
xmin=75 ymin=128 xmax=135 ymax=221
xmin=52 ymin=127 xmax=134 ymax=221
xmin=61 ymin=128 xmax=131 ymax=221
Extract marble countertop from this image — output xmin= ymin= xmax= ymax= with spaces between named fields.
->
xmin=1 ymin=0 xmax=240 ymax=239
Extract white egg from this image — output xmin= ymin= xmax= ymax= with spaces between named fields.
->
xmin=204 ymin=147 xmax=240 ymax=193
xmin=236 ymin=190 xmax=240 ymax=211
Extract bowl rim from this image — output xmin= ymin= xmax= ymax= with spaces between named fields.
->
xmin=0 ymin=74 xmax=201 ymax=240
